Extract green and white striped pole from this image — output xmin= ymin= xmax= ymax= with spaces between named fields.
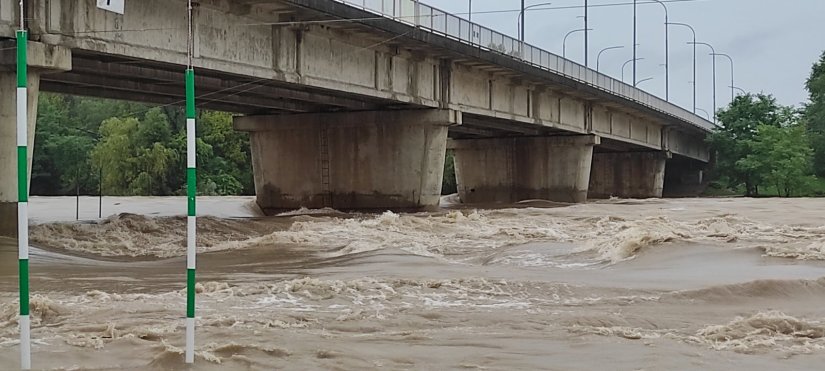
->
xmin=185 ymin=0 xmax=197 ymax=364
xmin=16 ymin=0 xmax=31 ymax=369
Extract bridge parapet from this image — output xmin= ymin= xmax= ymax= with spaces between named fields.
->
xmin=331 ymin=0 xmax=715 ymax=133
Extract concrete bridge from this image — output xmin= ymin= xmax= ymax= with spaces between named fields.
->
xmin=0 ymin=0 xmax=712 ymax=227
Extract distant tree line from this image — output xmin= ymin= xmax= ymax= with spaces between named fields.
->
xmin=707 ymin=50 xmax=825 ymax=197
xmin=32 ymin=95 xmax=254 ymax=196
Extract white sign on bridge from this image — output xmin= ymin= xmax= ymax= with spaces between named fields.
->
xmin=97 ymin=0 xmax=125 ymax=14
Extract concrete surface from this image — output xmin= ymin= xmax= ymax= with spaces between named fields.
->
xmin=0 ymin=40 xmax=70 ymax=238
xmin=589 ymin=152 xmax=668 ymax=199
xmin=450 ymin=135 xmax=599 ymax=204
xmin=235 ymin=109 xmax=458 ymax=213
xmin=0 ymin=0 xmax=714 ymax=215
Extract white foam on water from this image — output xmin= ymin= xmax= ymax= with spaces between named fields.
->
xmin=692 ymin=311 xmax=825 ymax=355
xmin=275 ymin=207 xmax=344 ymax=217
xmin=761 ymin=240 xmax=825 ymax=260
xmin=25 ymin=202 xmax=825 ymax=268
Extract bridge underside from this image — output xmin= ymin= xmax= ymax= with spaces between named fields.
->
xmin=0 ymin=0 xmax=711 ymax=229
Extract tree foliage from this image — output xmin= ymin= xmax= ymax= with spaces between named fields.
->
xmin=736 ymin=124 xmax=812 ymax=197
xmin=33 ymin=94 xmax=254 ymax=197
xmin=806 ymin=51 xmax=825 ymax=176
xmin=708 ymin=93 xmax=800 ymax=196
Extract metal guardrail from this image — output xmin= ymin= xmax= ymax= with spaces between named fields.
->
xmin=333 ymin=0 xmax=715 ymax=132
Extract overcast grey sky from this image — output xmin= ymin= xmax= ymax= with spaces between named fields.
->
xmin=423 ymin=0 xmax=825 ymax=115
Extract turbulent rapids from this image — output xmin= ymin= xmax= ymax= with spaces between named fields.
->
xmin=3 ymin=196 xmax=825 ymax=369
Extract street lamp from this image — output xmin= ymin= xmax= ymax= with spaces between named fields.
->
xmin=632 ymin=0 xmax=637 ymax=85
xmin=667 ymin=22 xmax=696 ymax=114
xmin=518 ymin=2 xmax=554 ymax=42
xmin=622 ymin=57 xmax=644 ymax=83
xmin=689 ymin=41 xmax=717 ymax=123
xmin=468 ymin=0 xmax=472 ymax=21
xmin=712 ymin=52 xmax=735 ymax=102
xmin=597 ymin=45 xmax=623 ymax=72
xmin=564 ymin=28 xmax=593 ymax=61
xmin=696 ymin=108 xmax=711 ymax=121
xmin=730 ymin=85 xmax=746 ymax=95
xmin=635 ymin=77 xmax=654 ymax=87
xmin=584 ymin=0 xmax=589 ymax=67
xmin=650 ymin=0 xmax=669 ymax=101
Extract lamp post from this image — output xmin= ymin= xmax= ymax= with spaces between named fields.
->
xmin=696 ymin=108 xmax=711 ymax=121
xmin=730 ymin=85 xmax=746 ymax=95
xmin=584 ymin=0 xmax=589 ymax=67
xmin=622 ymin=57 xmax=644 ymax=83
xmin=666 ymin=22 xmax=696 ymax=114
xmin=689 ymin=41 xmax=717 ymax=123
xmin=636 ymin=0 xmax=638 ymax=84
xmin=651 ymin=0 xmax=669 ymax=101
xmin=468 ymin=0 xmax=472 ymax=21
xmin=597 ymin=45 xmax=623 ymax=72
xmin=564 ymin=28 xmax=593 ymax=61
xmin=712 ymin=52 xmax=735 ymax=102
xmin=414 ymin=0 xmax=420 ymax=27
xmin=635 ymin=77 xmax=654 ymax=87
xmin=518 ymin=2 xmax=554 ymax=42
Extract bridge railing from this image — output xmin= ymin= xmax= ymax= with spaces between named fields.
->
xmin=334 ymin=0 xmax=716 ymax=132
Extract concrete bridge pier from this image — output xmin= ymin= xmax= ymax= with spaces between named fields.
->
xmin=234 ymin=109 xmax=459 ymax=213
xmin=450 ymin=135 xmax=599 ymax=204
xmin=588 ymin=152 xmax=669 ymax=199
xmin=0 ymin=41 xmax=70 ymax=237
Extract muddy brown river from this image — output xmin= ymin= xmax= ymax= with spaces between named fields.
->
xmin=2 ymin=196 xmax=825 ymax=370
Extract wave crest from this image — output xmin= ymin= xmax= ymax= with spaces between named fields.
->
xmin=694 ymin=311 xmax=825 ymax=354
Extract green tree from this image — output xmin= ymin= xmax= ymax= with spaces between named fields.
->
xmin=805 ymin=51 xmax=825 ymax=176
xmin=197 ymin=111 xmax=254 ymax=195
xmin=737 ymin=124 xmax=812 ymax=197
xmin=33 ymin=94 xmax=152 ymax=196
xmin=34 ymin=93 xmax=254 ymax=197
xmin=92 ymin=111 xmax=178 ymax=196
xmin=709 ymin=93 xmax=791 ymax=196
xmin=32 ymin=94 xmax=74 ymax=194
xmin=92 ymin=116 xmax=142 ymax=195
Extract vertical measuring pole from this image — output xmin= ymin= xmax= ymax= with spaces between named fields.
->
xmin=185 ymin=0 xmax=197 ymax=364
xmin=17 ymin=0 xmax=31 ymax=368
xmin=185 ymin=67 xmax=196 ymax=364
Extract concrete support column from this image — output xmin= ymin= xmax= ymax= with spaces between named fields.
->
xmin=234 ymin=109 xmax=459 ymax=213
xmin=0 ymin=72 xmax=40 ymax=238
xmin=589 ymin=152 xmax=668 ymax=199
xmin=0 ymin=40 xmax=70 ymax=237
xmin=450 ymin=135 xmax=599 ymax=204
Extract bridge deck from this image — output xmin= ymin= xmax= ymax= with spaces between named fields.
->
xmin=1 ymin=0 xmax=711 ymax=160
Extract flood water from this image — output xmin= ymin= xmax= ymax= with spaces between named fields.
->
xmin=2 ymin=196 xmax=825 ymax=370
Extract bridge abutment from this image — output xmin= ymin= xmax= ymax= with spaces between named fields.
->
xmin=0 ymin=72 xmax=40 ymax=238
xmin=234 ymin=109 xmax=458 ymax=213
xmin=0 ymin=71 xmax=40 ymax=237
xmin=0 ymin=41 xmax=70 ymax=237
xmin=588 ymin=152 xmax=669 ymax=199
xmin=450 ymin=135 xmax=599 ymax=204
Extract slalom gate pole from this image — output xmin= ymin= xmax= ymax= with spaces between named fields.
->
xmin=185 ymin=0 xmax=197 ymax=364
xmin=17 ymin=0 xmax=31 ymax=368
